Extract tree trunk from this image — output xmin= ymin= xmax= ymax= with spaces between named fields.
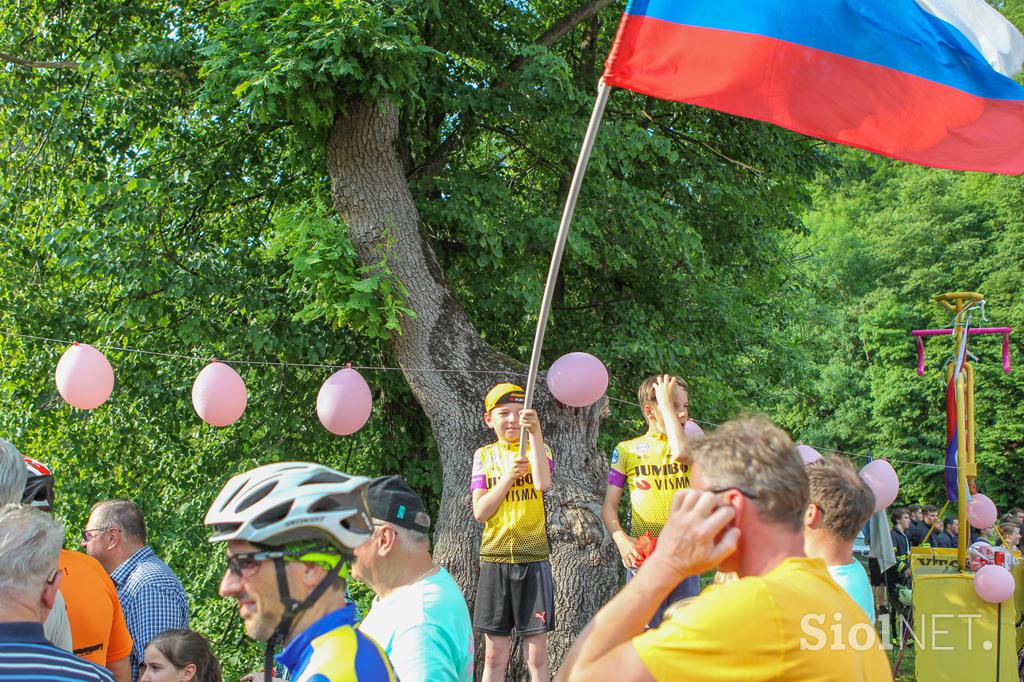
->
xmin=325 ymin=99 xmax=618 ymax=677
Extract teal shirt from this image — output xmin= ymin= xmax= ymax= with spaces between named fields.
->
xmin=828 ymin=560 xmax=875 ymax=623
xmin=358 ymin=567 xmax=474 ymax=682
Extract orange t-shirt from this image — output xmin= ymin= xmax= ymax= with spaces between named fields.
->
xmin=59 ymin=549 xmax=134 ymax=666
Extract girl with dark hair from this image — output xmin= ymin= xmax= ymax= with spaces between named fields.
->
xmin=140 ymin=630 xmax=221 ymax=682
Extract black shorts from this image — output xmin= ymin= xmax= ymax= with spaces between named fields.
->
xmin=867 ymin=558 xmax=884 ymax=587
xmin=473 ymin=560 xmax=554 ymax=637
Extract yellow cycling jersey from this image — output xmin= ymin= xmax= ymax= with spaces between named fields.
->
xmin=608 ymin=431 xmax=689 ymax=538
xmin=471 ymin=441 xmax=554 ymax=564
xmin=276 ymin=605 xmax=394 ymax=682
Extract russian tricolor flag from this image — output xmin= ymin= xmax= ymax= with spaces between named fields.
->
xmin=603 ymin=0 xmax=1024 ymax=174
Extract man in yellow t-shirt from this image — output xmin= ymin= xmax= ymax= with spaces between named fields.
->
xmin=560 ymin=416 xmax=892 ymax=682
xmin=471 ymin=383 xmax=554 ymax=682
xmin=601 ymin=374 xmax=696 ymax=626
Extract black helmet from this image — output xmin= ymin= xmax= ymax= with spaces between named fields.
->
xmin=23 ymin=456 xmax=54 ymax=513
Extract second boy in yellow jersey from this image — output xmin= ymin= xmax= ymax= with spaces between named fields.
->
xmin=471 ymin=383 xmax=554 ymax=682
xmin=601 ymin=374 xmax=699 ymax=626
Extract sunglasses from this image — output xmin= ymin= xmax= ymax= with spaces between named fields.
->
xmin=708 ymin=486 xmax=759 ymax=500
xmin=81 ymin=527 xmax=111 ymax=542
xmin=225 ymin=549 xmax=330 ymax=578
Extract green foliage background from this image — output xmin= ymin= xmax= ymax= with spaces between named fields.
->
xmin=1 ymin=1 xmax=1022 ymax=679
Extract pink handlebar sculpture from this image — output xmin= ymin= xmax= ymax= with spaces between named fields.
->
xmin=911 ymin=328 xmax=1013 ymax=376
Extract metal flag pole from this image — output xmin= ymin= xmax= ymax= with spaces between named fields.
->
xmin=518 ymin=80 xmax=612 ymax=459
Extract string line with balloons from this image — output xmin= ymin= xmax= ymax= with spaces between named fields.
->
xmin=0 ymin=327 xmax=971 ymax=471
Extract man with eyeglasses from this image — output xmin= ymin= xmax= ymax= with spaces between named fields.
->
xmin=0 ymin=504 xmax=114 ymax=681
xmin=206 ymin=462 xmax=394 ymax=682
xmin=559 ymin=415 xmax=892 ymax=681
xmin=82 ymin=500 xmax=188 ymax=682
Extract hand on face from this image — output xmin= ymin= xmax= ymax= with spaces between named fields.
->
xmin=653 ymin=375 xmax=676 ymax=403
xmin=643 ymin=488 xmax=739 ymax=584
xmin=651 ymin=375 xmax=689 ymax=426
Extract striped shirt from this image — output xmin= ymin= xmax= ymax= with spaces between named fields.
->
xmin=109 ymin=546 xmax=189 ymax=682
xmin=0 ymin=621 xmax=114 ymax=682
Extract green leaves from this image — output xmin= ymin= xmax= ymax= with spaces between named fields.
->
xmin=776 ymin=150 xmax=1024 ymax=510
xmin=269 ymin=201 xmax=415 ymax=338
xmin=200 ymin=0 xmax=437 ymax=135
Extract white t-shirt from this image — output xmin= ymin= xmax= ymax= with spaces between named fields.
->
xmin=828 ymin=559 xmax=875 ymax=623
xmin=359 ymin=566 xmax=473 ymax=682
xmin=43 ymin=589 xmax=73 ymax=651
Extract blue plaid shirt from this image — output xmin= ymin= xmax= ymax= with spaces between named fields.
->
xmin=110 ymin=546 xmax=189 ymax=682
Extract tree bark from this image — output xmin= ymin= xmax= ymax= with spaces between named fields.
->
xmin=325 ymin=99 xmax=617 ymax=678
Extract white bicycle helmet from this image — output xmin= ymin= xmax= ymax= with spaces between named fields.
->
xmin=205 ymin=462 xmax=373 ymax=552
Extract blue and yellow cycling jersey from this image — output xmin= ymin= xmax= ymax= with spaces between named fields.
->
xmin=608 ymin=431 xmax=689 ymax=538
xmin=276 ymin=604 xmax=394 ymax=682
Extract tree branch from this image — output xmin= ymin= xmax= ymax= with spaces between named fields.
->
xmin=480 ymin=124 xmax=566 ymax=178
xmin=0 ymin=51 xmax=79 ymax=70
xmin=509 ymin=0 xmax=615 ymax=71
xmin=409 ymin=0 xmax=616 ymax=181
xmin=640 ymin=110 xmax=765 ymax=175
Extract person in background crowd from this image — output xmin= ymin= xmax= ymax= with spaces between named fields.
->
xmin=0 ymin=504 xmax=114 ymax=682
xmin=0 ymin=438 xmax=73 ymax=653
xmin=905 ymin=504 xmax=924 ymax=545
xmin=139 ymin=630 xmax=221 ymax=682
xmin=353 ymin=475 xmax=474 ymax=682
xmin=601 ymin=374 xmax=698 ymax=628
xmin=20 ymin=455 xmax=133 ymax=682
xmin=885 ymin=508 xmax=912 ymax=645
xmin=83 ymin=500 xmax=188 ymax=682
xmin=1008 ymin=507 xmax=1024 ymax=526
xmin=997 ymin=522 xmax=1020 ymax=551
xmin=933 ymin=517 xmax=956 ymax=548
xmin=946 ymin=516 xmax=960 ymax=547
xmin=908 ymin=504 xmax=937 ymax=546
xmin=803 ymin=456 xmax=877 ymax=621
xmin=207 ymin=462 xmax=393 ymax=682
xmin=559 ymin=416 xmax=891 ymax=681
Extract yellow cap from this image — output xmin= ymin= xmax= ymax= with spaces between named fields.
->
xmin=484 ymin=383 xmax=526 ymax=412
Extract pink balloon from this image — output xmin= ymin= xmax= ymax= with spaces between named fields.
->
xmin=317 ymin=368 xmax=373 ymax=436
xmin=967 ymin=494 xmax=998 ymax=529
xmin=55 ymin=343 xmax=115 ymax=410
xmin=797 ymin=444 xmax=822 ymax=465
xmin=545 ymin=352 xmax=608 ymax=407
xmin=192 ymin=361 xmax=247 ymax=427
xmin=684 ymin=420 xmax=704 ymax=438
xmin=974 ymin=564 xmax=1015 ymax=604
xmin=859 ymin=459 xmax=899 ymax=512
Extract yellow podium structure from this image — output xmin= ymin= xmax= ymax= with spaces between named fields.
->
xmin=912 ymin=548 xmax=1022 ymax=681
xmin=910 ymin=293 xmax=1018 ymax=681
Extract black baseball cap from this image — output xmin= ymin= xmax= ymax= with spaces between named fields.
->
xmin=365 ymin=475 xmax=431 ymax=534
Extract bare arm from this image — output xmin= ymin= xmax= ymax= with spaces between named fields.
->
xmin=559 ymin=489 xmax=739 ymax=681
xmin=107 ymin=656 xmax=131 ymax=682
xmin=472 ymin=461 xmax=525 ymax=522
xmin=601 ymin=483 xmax=638 ymax=569
xmin=519 ymin=409 xmax=551 ymax=491
xmin=654 ymin=375 xmax=689 ymax=464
